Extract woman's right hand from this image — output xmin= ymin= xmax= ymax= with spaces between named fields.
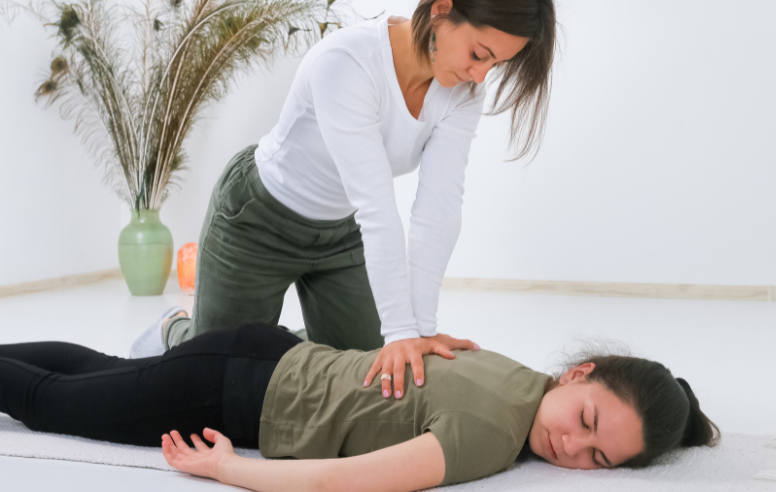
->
xmin=364 ymin=335 xmax=474 ymax=399
xmin=162 ymin=428 xmax=235 ymax=480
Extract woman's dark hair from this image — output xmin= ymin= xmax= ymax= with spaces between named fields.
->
xmin=574 ymin=356 xmax=720 ymax=467
xmin=411 ymin=0 xmax=557 ymax=161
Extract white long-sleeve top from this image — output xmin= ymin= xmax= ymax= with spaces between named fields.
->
xmin=256 ymin=16 xmax=485 ymax=345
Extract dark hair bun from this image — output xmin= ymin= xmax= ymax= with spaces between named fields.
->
xmin=676 ymin=377 xmax=720 ymax=448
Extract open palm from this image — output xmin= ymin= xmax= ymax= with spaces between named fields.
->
xmin=162 ymin=428 xmax=235 ymax=480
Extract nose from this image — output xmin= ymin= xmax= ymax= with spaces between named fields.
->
xmin=561 ymin=433 xmax=592 ymax=458
xmin=467 ymin=64 xmax=490 ymax=84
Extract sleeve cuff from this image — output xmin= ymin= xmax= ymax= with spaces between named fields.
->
xmin=383 ymin=329 xmax=421 ymax=346
xmin=419 ymin=328 xmax=439 ymax=338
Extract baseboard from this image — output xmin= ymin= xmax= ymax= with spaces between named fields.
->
xmin=0 ymin=269 xmax=123 ymax=299
xmin=441 ymin=278 xmax=775 ymax=302
xmin=2 ymin=270 xmax=773 ymax=303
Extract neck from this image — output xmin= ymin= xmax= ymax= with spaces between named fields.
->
xmin=544 ymin=378 xmax=560 ymax=394
xmin=387 ymin=17 xmax=434 ymax=94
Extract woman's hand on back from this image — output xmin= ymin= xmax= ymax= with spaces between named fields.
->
xmin=364 ymin=333 xmax=479 ymax=399
xmin=162 ymin=428 xmax=236 ymax=480
xmin=429 ymin=333 xmax=480 ymax=353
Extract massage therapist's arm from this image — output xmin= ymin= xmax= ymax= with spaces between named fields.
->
xmin=163 ymin=428 xmax=445 ymax=492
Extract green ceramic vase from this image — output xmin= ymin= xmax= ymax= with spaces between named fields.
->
xmin=118 ymin=209 xmax=174 ymax=296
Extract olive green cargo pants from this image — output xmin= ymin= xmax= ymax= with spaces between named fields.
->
xmin=165 ymin=145 xmax=383 ymax=352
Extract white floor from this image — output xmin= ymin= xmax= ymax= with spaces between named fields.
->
xmin=1 ymin=278 xmax=774 ymax=491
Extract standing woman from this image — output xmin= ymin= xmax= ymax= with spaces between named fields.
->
xmin=132 ymin=0 xmax=556 ymax=398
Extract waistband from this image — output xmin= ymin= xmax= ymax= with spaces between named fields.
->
xmin=238 ymin=145 xmax=357 ymax=233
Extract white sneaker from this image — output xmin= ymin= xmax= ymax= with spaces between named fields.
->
xmin=129 ymin=307 xmax=188 ymax=359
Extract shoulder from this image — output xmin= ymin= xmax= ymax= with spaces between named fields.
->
xmin=305 ymin=18 xmax=387 ymax=69
xmin=422 ymin=353 xmax=548 ymax=485
xmin=299 ymin=18 xmax=389 ymax=95
xmin=427 ymin=350 xmax=547 ymax=386
xmin=424 ymin=352 xmax=550 ymax=436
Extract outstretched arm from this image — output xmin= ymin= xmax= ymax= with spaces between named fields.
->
xmin=163 ymin=428 xmax=445 ymax=492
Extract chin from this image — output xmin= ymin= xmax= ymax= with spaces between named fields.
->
xmin=527 ymin=425 xmax=545 ymax=460
xmin=528 ymin=424 xmax=557 ymax=465
xmin=437 ymin=76 xmax=458 ymax=88
xmin=429 ymin=69 xmax=458 ymax=88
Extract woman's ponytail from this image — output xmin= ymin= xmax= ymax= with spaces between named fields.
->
xmin=676 ymin=378 xmax=721 ymax=448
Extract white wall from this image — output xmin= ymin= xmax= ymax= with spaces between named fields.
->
xmin=0 ymin=15 xmax=122 ymax=286
xmin=403 ymin=0 xmax=776 ymax=285
xmin=2 ymin=0 xmax=775 ymax=288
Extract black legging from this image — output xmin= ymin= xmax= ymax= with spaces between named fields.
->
xmin=0 ymin=323 xmax=302 ymax=448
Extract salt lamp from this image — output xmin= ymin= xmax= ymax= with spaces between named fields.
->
xmin=177 ymin=242 xmax=198 ymax=294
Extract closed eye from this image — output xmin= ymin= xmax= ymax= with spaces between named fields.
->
xmin=583 ymin=409 xmax=610 ymax=468
xmin=591 ymin=449 xmax=606 ymax=468
xmin=582 ymin=410 xmax=602 ymax=466
xmin=472 ymin=51 xmax=508 ymax=72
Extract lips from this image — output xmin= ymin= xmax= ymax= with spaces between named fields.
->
xmin=548 ymin=432 xmax=558 ymax=460
xmin=454 ymin=73 xmax=464 ymax=82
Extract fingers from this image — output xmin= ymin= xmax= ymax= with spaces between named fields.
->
xmin=393 ymin=360 xmax=405 ymax=399
xmin=202 ymin=427 xmax=214 ymax=442
xmin=205 ymin=428 xmax=234 ymax=452
xmin=163 ymin=432 xmax=189 ymax=470
xmin=170 ymin=430 xmax=194 ymax=455
xmin=451 ymin=337 xmax=480 ymax=352
xmin=364 ymin=355 xmax=383 ymax=387
xmin=380 ymin=369 xmax=392 ymax=398
xmin=162 ymin=434 xmax=178 ymax=464
xmin=191 ymin=433 xmax=210 ymax=453
xmin=368 ymin=349 xmax=393 ymax=398
xmin=367 ymin=340 xmax=430 ymax=399
xmin=410 ymin=354 xmax=424 ymax=387
xmin=203 ymin=427 xmax=220 ymax=443
xmin=430 ymin=342 xmax=456 ymax=360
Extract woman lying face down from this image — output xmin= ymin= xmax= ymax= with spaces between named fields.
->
xmin=0 ymin=323 xmax=718 ymax=492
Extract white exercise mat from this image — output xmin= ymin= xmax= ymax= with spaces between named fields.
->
xmin=0 ymin=414 xmax=773 ymax=491
xmin=0 ymin=413 xmax=264 ymax=471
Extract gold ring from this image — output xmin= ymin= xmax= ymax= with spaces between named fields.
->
xmin=380 ymin=374 xmax=392 ymax=381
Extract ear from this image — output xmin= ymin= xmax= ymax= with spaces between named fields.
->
xmin=560 ymin=362 xmax=596 ymax=385
xmin=431 ymin=0 xmax=453 ymax=17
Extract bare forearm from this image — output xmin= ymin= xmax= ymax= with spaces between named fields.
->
xmin=214 ymin=433 xmax=445 ymax=492
xmin=217 ymin=456 xmax=331 ymax=492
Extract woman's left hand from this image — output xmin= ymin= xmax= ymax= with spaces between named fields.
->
xmin=162 ymin=428 xmax=236 ymax=480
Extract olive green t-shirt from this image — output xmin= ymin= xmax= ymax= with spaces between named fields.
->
xmin=259 ymin=342 xmax=550 ymax=486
